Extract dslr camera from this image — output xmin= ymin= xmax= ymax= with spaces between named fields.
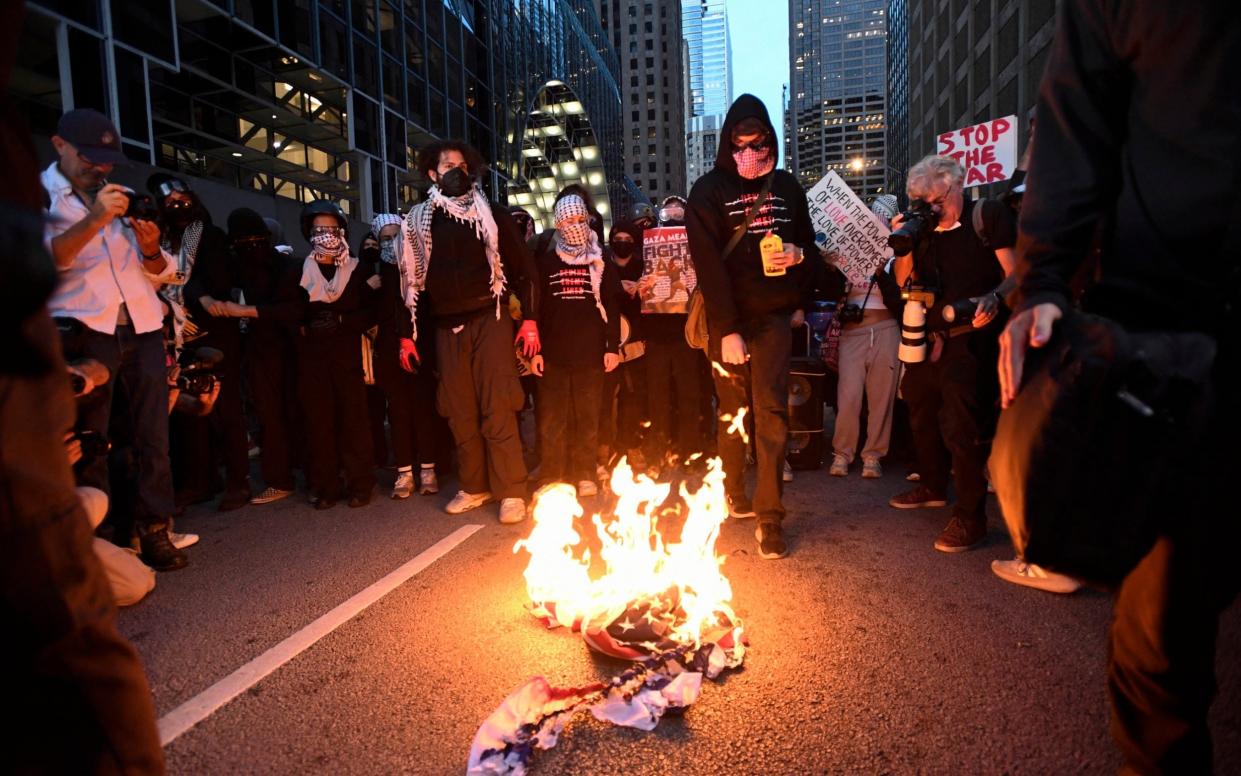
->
xmin=887 ymin=199 xmax=936 ymax=256
xmin=121 ymin=190 xmax=160 ymax=221
xmin=176 ymin=346 xmax=223 ymax=395
xmin=898 ymin=281 xmax=937 ymax=364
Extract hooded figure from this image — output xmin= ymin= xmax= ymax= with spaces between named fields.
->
xmin=685 ymin=93 xmax=819 ymax=560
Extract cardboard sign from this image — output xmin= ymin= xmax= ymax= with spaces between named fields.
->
xmin=936 ymin=115 xmax=1018 ymax=186
xmin=640 ymin=226 xmax=697 ymax=314
xmin=807 ymin=171 xmax=893 ymax=288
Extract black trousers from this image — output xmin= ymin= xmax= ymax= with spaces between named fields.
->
xmin=172 ymin=331 xmax=249 ymax=496
xmin=711 ymin=313 xmax=792 ymax=523
xmin=374 ymin=332 xmax=441 ymax=468
xmin=434 ymin=314 xmax=527 ymax=500
xmin=538 ymin=362 xmax=605 ymax=484
xmin=644 ymin=334 xmax=706 ymax=459
xmin=599 ymin=359 xmax=647 ymax=456
xmin=900 ymin=332 xmax=998 ymax=524
xmin=297 ymin=335 xmax=375 ymax=500
xmin=248 ymin=338 xmax=298 ymax=492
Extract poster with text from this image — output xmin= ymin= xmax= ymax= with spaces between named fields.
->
xmin=640 ymin=226 xmax=696 ymax=314
xmin=936 ymin=115 xmax=1018 ymax=186
xmin=807 ymin=171 xmax=893 ymax=288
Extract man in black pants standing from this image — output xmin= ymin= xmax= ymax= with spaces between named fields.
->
xmin=687 ymin=94 xmax=817 ymax=559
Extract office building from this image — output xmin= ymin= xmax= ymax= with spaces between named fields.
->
xmin=682 ymin=0 xmax=731 ymax=188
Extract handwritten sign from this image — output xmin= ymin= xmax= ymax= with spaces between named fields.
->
xmin=806 ymin=171 xmax=893 ymax=287
xmin=640 ymin=226 xmax=697 ymax=314
xmin=937 ymin=115 xmax=1018 ymax=186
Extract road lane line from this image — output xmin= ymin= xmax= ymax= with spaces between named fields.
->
xmin=157 ymin=523 xmax=484 ymax=746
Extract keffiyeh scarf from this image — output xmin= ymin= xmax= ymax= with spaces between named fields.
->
xmin=371 ymin=213 xmax=403 ymax=264
xmin=553 ymin=195 xmax=607 ymax=323
xmin=300 ymin=233 xmax=357 ymax=303
xmin=159 ymin=220 xmax=204 ymax=353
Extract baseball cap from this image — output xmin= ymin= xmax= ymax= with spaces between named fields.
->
xmin=56 ymin=108 xmax=128 ymax=165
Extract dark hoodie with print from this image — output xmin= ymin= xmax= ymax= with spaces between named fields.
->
xmin=686 ymin=94 xmax=817 ymax=340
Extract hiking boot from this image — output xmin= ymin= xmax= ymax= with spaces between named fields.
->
xmin=577 ymin=480 xmax=598 ymax=497
xmin=991 ymin=559 xmax=1082 ymax=594
xmin=419 ymin=468 xmax=439 ymax=495
xmin=139 ymin=527 xmax=189 ymax=571
xmin=251 ymin=486 xmax=293 ymax=505
xmin=727 ymin=493 xmax=756 ymax=519
xmin=218 ymin=487 xmax=251 ymax=512
xmin=392 ymin=470 xmax=415 ymax=500
xmin=783 ymin=461 xmax=794 ymax=482
xmin=499 ymin=497 xmax=526 ymax=524
xmin=829 ymin=454 xmax=849 ymax=477
xmin=446 ymin=490 xmax=493 ymax=515
xmin=933 ymin=514 xmax=987 ymax=553
xmin=756 ymin=521 xmax=787 ymax=559
xmin=889 ymin=485 xmax=948 ymax=509
xmin=861 ymin=458 xmax=882 ymax=479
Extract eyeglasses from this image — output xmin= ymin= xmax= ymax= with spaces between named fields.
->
xmin=310 ymin=225 xmax=344 ymax=236
xmin=73 ymin=148 xmax=109 ymax=170
xmin=924 ymin=184 xmax=958 ymax=208
xmin=156 ymin=179 xmax=190 ymax=199
xmin=731 ymin=139 xmax=769 ymax=152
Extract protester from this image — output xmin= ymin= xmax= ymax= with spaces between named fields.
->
xmin=657 ymin=195 xmax=687 ymax=227
xmin=264 ymin=215 xmax=294 ymax=256
xmin=997 ymin=2 xmax=1239 ymax=769
xmin=356 ymin=230 xmax=391 ymax=467
xmin=527 ymin=193 xmax=622 ymax=495
xmin=887 ymin=155 xmax=1016 ymax=553
xmin=687 ymin=94 xmax=817 ymax=560
xmin=598 ymin=220 xmax=649 ymax=468
xmin=397 ymin=140 xmax=537 ymax=524
xmin=43 ymin=108 xmax=187 ymax=571
xmin=370 ymin=213 xmax=441 ymax=498
xmin=628 ymin=201 xmax=656 ymax=231
xmin=509 ymin=206 xmax=536 ymax=244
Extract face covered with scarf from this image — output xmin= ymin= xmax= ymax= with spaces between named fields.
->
xmin=730 ymin=118 xmax=776 ymax=180
xmin=371 ymin=213 xmax=403 ymax=264
xmin=555 ymin=196 xmax=595 ymax=252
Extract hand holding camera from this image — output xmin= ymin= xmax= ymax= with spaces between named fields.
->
xmin=89 ymin=183 xmax=129 ymax=225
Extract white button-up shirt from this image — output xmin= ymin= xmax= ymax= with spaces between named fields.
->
xmin=42 ymin=163 xmax=177 ymax=335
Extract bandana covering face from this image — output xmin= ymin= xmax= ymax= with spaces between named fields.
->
xmin=371 ymin=213 xmax=403 ymax=264
xmin=554 ymin=195 xmax=607 ymax=322
xmin=733 ymin=146 xmax=775 ymax=180
xmin=398 ymin=183 xmax=504 ymax=339
xmin=301 ymin=230 xmax=357 ymax=303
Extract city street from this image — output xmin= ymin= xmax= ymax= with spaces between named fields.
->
xmin=121 ymin=463 xmax=1241 ymax=775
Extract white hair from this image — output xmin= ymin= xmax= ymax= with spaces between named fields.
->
xmin=906 ymin=155 xmax=964 ymax=200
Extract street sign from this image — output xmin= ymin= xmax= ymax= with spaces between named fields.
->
xmin=806 ymin=171 xmax=893 ymax=288
xmin=936 ymin=115 xmax=1018 ymax=186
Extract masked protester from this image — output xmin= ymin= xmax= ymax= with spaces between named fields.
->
xmin=598 ymin=221 xmax=649 ymax=467
xmin=686 ymin=94 xmax=818 ymax=560
xmin=525 ymin=193 xmax=622 ymax=495
xmin=203 ymin=208 xmax=304 ymax=505
xmin=628 ymin=201 xmax=656 ymax=231
xmin=153 ymin=175 xmax=251 ymax=512
xmin=509 ymin=206 xmax=536 ymax=244
xmin=355 ymin=231 xmax=391 ymax=467
xmin=657 ymin=195 xmax=687 ymax=227
xmin=397 ymin=140 xmax=538 ymax=524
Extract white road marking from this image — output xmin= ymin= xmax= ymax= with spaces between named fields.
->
xmin=157 ymin=523 xmax=484 ymax=746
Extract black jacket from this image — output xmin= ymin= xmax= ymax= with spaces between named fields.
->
xmin=686 ymin=94 xmax=818 ymax=339
xmin=181 ymin=222 xmax=240 ymax=346
xmin=295 ymin=259 xmax=378 ymax=351
xmin=239 ymin=248 xmax=304 ymax=349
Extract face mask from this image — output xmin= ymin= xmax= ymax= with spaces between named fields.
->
xmin=379 ymin=238 xmax=398 ymax=264
xmin=558 ymin=221 xmax=593 ymax=248
xmin=732 ymin=146 xmax=774 ymax=180
xmin=360 ymin=245 xmax=380 ymax=262
xmin=311 ymin=231 xmax=344 ymax=253
xmin=437 ymin=167 xmax=472 ymax=198
xmin=611 ymin=240 xmax=635 ymax=259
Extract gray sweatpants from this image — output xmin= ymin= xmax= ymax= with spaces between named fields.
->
xmin=832 ymin=312 xmax=900 ymax=462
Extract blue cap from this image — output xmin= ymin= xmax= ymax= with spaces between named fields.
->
xmin=56 ymin=108 xmax=128 ymax=165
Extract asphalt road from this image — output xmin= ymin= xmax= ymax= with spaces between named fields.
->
xmin=119 ymin=462 xmax=1241 ymax=775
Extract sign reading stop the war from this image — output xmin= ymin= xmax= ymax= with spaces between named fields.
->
xmin=936 ymin=115 xmax=1018 ymax=186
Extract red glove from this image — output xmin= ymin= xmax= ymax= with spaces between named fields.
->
xmin=515 ymin=320 xmax=541 ymax=358
xmin=398 ymin=338 xmax=420 ymax=373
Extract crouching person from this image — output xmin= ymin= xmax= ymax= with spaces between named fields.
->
xmin=76 ymin=486 xmax=154 ymax=606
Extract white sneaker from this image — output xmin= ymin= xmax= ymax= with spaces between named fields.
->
xmin=250 ymin=486 xmax=293 ymax=505
xmin=170 ymin=531 xmax=199 ymax=550
xmin=829 ymin=454 xmax=849 ymax=477
xmin=906 ymin=471 xmax=921 ymax=482
xmin=577 ymin=480 xmax=599 ymax=497
xmin=445 ymin=490 xmax=493 ymax=515
xmin=419 ymin=468 xmax=439 ymax=495
xmin=391 ymin=470 xmax=415 ymax=500
xmin=861 ymin=458 xmax=882 ymax=479
xmin=782 ymin=461 xmax=794 ymax=482
xmin=499 ymin=497 xmax=526 ymax=524
xmin=990 ymin=558 xmax=1082 ymax=594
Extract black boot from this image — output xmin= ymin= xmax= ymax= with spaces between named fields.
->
xmin=139 ymin=526 xmax=189 ymax=571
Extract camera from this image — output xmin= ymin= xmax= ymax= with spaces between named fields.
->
xmin=942 ymin=298 xmax=979 ymax=324
xmin=70 ymin=429 xmax=112 ymax=464
xmin=176 ymin=346 xmax=223 ymax=395
xmin=898 ymin=282 xmax=937 ymax=364
xmin=887 ymin=199 xmax=936 ymax=256
xmin=837 ymin=302 xmax=864 ymax=325
xmin=121 ymin=190 xmax=160 ymax=221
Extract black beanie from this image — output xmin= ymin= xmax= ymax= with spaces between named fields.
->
xmin=227 ymin=208 xmax=269 ymax=241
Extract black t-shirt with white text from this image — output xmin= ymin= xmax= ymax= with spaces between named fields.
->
xmin=534 ymin=246 xmax=622 ymax=368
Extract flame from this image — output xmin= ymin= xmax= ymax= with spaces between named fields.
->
xmin=710 ymin=360 xmax=731 ymax=378
xmin=514 ymin=457 xmax=738 ymax=649
xmin=718 ymin=406 xmax=749 ymax=445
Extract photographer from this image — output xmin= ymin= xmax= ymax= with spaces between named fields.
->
xmin=887 ymin=155 xmax=1016 ymax=554
xmin=43 ymin=108 xmax=187 ymax=572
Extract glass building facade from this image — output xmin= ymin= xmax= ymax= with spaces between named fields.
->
xmin=682 ymin=0 xmax=731 ymax=119
xmin=789 ymin=0 xmax=888 ymax=197
xmin=13 ymin=0 xmax=626 ymax=231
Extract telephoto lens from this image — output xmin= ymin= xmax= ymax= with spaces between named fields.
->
xmin=899 ymin=299 xmax=928 ymax=363
xmin=942 ymin=298 xmax=978 ymax=324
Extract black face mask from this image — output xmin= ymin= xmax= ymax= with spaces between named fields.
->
xmin=437 ymin=167 xmax=472 ymax=198
xmin=360 ymin=245 xmax=380 ymax=263
xmin=611 ymin=241 xmax=635 ymax=259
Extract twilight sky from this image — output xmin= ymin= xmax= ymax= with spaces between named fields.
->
xmin=727 ymin=0 xmax=791 ymax=163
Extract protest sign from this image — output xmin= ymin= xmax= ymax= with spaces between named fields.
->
xmin=806 ymin=171 xmax=892 ymax=288
xmin=640 ymin=226 xmax=696 ymax=314
xmin=936 ymin=115 xmax=1018 ymax=186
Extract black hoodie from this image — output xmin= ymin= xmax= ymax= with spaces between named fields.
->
xmin=686 ymin=94 xmax=817 ymax=339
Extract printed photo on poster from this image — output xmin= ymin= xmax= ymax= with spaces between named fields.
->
xmin=640 ymin=226 xmax=697 ymax=314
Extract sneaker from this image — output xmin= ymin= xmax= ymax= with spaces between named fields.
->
xmin=829 ymin=454 xmax=849 ymax=477
xmin=392 ymin=470 xmax=415 ymax=500
xmin=169 ymin=531 xmax=199 ymax=550
xmin=933 ymin=514 xmax=987 ymax=553
xmin=139 ymin=528 xmax=189 ymax=571
xmin=446 ymin=490 xmax=493 ymax=515
xmin=218 ymin=487 xmax=251 ymax=512
xmin=861 ymin=458 xmax=882 ymax=479
xmin=755 ymin=522 xmax=787 ymax=559
xmin=577 ymin=480 xmax=599 ymax=497
xmin=419 ymin=468 xmax=440 ymax=495
xmin=727 ymin=493 xmax=756 ymax=519
xmin=888 ymin=485 xmax=948 ymax=509
xmin=782 ymin=461 xmax=794 ymax=483
xmin=499 ymin=497 xmax=526 ymax=524
xmin=991 ymin=559 xmax=1082 ymax=594
xmin=251 ymin=486 xmax=293 ymax=505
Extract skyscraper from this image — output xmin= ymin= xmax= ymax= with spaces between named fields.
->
xmin=788 ymin=0 xmax=889 ymax=198
xmin=597 ymin=0 xmax=688 ymax=202
xmin=682 ymin=0 xmax=732 ymax=188
xmin=886 ymin=0 xmax=1057 ymax=201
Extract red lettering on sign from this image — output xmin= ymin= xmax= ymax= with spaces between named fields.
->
xmin=964 ymin=148 xmax=980 ymax=167
xmin=938 ymin=132 xmax=956 ymax=153
xmin=948 ymin=150 xmax=965 ymax=164
xmin=960 ymin=126 xmax=975 ymax=146
xmin=966 ymin=166 xmax=988 ymax=185
xmin=977 ymin=124 xmax=990 ymax=145
xmin=981 ymin=145 xmax=997 ymax=164
xmin=992 ymin=117 xmax=1011 ymax=138
xmin=986 ymin=162 xmax=1006 ymax=182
